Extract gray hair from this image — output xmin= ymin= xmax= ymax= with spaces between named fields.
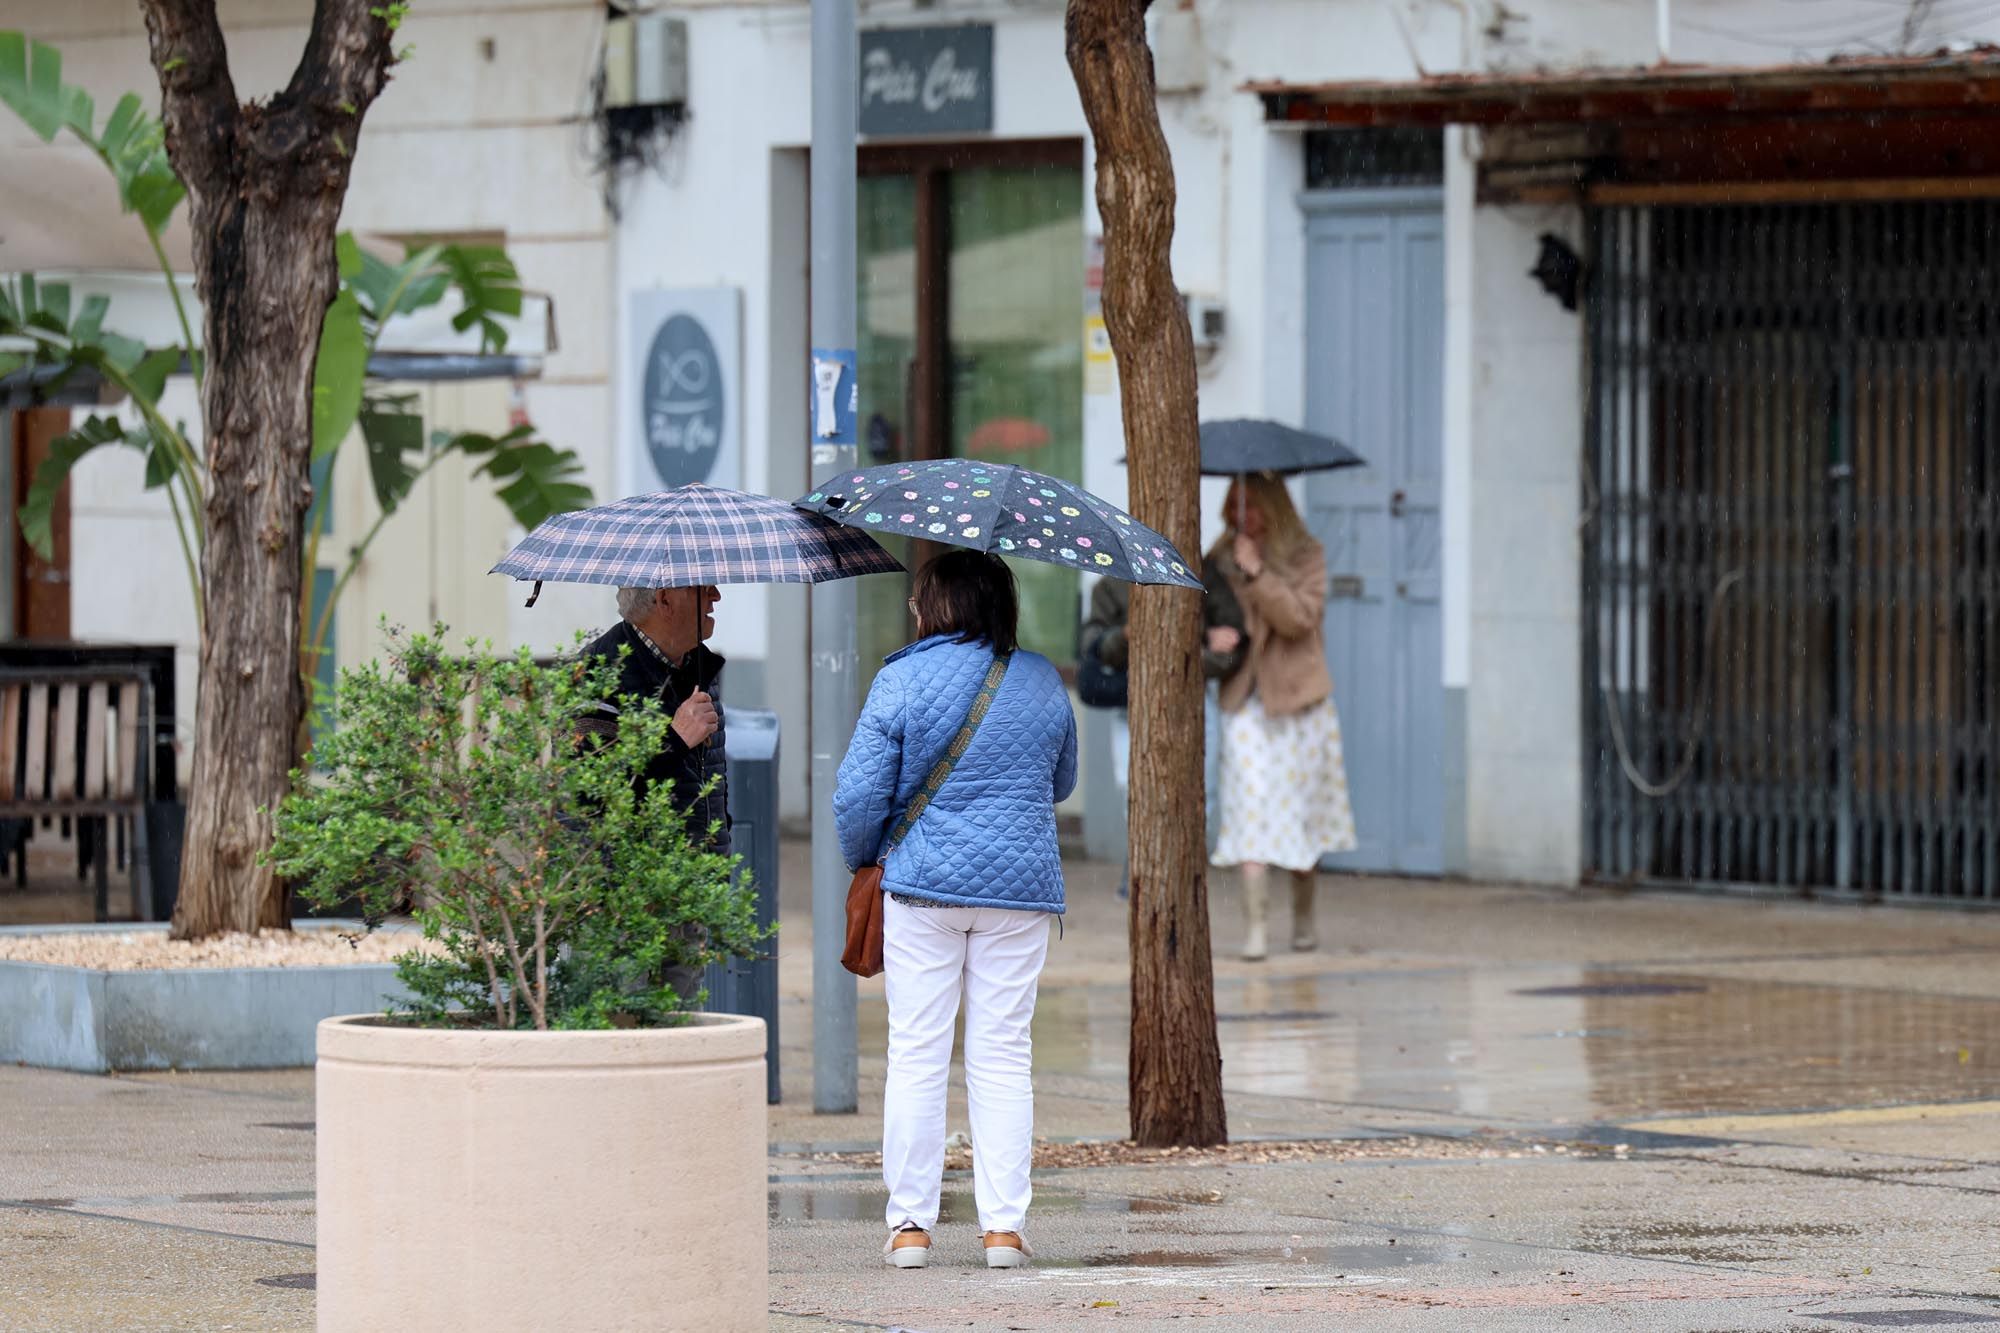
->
xmin=616 ymin=586 xmax=661 ymax=621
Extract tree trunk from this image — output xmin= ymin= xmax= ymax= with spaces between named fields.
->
xmin=141 ymin=0 xmax=395 ymax=939
xmin=1065 ymin=0 xmax=1227 ymax=1147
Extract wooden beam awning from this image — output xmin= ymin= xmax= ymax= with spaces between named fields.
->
xmin=1252 ymin=49 xmax=2000 ymax=128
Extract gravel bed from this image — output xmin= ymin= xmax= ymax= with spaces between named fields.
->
xmin=0 ymin=926 xmax=433 ymax=971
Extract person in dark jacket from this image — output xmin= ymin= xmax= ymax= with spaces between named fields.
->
xmin=1078 ymin=568 xmax=1247 ymax=897
xmin=577 ymin=583 xmax=728 ymax=1009
xmin=1078 ymin=567 xmax=1247 ymax=687
xmin=578 ymin=584 xmax=730 ymax=856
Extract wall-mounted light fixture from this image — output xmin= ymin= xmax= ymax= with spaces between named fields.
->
xmin=1531 ymin=233 xmax=1583 ymax=312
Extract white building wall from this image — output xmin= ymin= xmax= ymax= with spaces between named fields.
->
xmin=1462 ymin=197 xmax=1585 ymax=883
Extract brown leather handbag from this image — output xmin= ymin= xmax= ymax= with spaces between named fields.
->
xmin=841 ymin=653 xmax=1011 ymax=978
xmin=841 ymin=865 xmax=888 ymax=977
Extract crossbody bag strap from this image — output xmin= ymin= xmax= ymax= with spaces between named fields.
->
xmin=882 ymin=652 xmax=1011 ymax=856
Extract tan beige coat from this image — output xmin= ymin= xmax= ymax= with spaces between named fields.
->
xmin=1214 ymin=539 xmax=1333 ymax=718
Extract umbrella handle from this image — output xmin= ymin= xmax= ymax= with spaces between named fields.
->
xmin=695 ymin=637 xmax=720 ymax=724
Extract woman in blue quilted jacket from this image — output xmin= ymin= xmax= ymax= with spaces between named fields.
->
xmin=835 ymin=550 xmax=1078 ymax=1271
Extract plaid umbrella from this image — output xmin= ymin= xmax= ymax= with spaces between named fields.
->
xmin=795 ymin=460 xmax=1204 ymax=590
xmin=492 ymin=484 xmax=903 ymax=601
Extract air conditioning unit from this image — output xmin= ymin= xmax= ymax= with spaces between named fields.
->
xmin=604 ymin=12 xmax=688 ymax=109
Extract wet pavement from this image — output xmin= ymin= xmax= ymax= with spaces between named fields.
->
xmin=764 ymin=851 xmax=2000 ymax=1330
xmin=7 ymin=846 xmax=2000 ymax=1329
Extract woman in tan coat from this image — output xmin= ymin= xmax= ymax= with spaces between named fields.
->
xmin=1208 ymin=473 xmax=1357 ymax=960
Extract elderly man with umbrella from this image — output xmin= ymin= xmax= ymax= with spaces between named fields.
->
xmin=576 ymin=583 xmax=731 ymax=854
xmin=493 ymin=484 xmax=903 ymax=1001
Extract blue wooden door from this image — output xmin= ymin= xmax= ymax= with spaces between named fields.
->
xmin=1302 ymin=191 xmax=1446 ymax=876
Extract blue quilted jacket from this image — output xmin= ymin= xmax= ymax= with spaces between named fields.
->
xmin=835 ymin=635 xmax=1078 ymax=912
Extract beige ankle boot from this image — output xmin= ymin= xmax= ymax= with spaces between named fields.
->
xmin=1240 ymin=865 xmax=1269 ymax=961
xmin=1290 ymin=872 xmax=1319 ymax=952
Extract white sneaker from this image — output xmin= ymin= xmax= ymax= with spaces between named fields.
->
xmin=983 ymin=1231 xmax=1031 ymax=1268
xmin=884 ymin=1227 xmax=931 ymax=1269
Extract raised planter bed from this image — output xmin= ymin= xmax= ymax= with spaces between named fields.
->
xmin=0 ymin=922 xmax=417 ymax=1073
xmin=317 ymin=1012 xmax=768 ymax=1331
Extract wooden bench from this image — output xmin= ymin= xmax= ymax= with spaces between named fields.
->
xmin=0 ymin=668 xmax=156 ymax=922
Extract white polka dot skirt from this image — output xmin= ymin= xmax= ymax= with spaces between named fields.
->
xmin=1212 ymin=693 xmax=1358 ymax=872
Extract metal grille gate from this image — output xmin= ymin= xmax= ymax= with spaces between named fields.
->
xmin=1584 ymin=201 xmax=2000 ymax=904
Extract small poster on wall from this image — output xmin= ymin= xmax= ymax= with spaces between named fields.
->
xmin=627 ymin=287 xmax=741 ymax=496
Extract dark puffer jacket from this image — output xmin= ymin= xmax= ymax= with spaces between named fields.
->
xmin=1080 ymin=566 xmax=1248 ymax=682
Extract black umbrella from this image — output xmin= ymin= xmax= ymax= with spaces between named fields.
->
xmin=1198 ymin=418 xmax=1364 ymax=476
xmin=796 ymin=460 xmax=1204 ymax=590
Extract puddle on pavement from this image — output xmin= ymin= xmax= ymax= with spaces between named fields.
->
xmin=1512 ymin=976 xmax=1704 ymax=984
xmin=1587 ymin=1220 xmax=1860 ymax=1264
xmin=1621 ymin=1221 xmax=1860 ymax=1241
xmin=17 ymin=1189 xmax=312 ymax=1210
xmin=1081 ymin=1250 xmax=1224 ymax=1268
xmin=1044 ymin=1243 xmax=1452 ymax=1271
xmin=1009 ymin=964 xmax=2000 ymax=1123
xmin=768 ymin=1187 xmax=1179 ymax=1223
xmin=254 ymin=1273 xmax=316 ymax=1291
xmin=1523 ymin=1028 xmax=1631 ymax=1041
xmin=1813 ymin=1312 xmax=2000 ymax=1327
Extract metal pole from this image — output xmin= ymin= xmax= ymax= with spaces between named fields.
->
xmin=809 ymin=0 xmax=860 ymax=1115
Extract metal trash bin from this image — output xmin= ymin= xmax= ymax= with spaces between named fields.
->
xmin=709 ymin=706 xmax=781 ymax=1104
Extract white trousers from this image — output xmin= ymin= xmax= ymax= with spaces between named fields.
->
xmin=881 ymin=895 xmax=1051 ymax=1235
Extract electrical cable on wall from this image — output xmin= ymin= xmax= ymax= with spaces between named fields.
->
xmin=1583 ymin=454 xmax=1747 ymax=800
xmin=1596 ymin=563 xmax=1746 ymax=800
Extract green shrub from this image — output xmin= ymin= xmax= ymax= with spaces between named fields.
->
xmin=270 ymin=626 xmax=764 ymax=1030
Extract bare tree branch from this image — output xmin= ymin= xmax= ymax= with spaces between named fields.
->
xmin=492 ymin=890 xmax=543 ymax=1030
xmin=290 ymin=0 xmax=399 ymax=109
xmin=453 ymin=881 xmax=512 ymax=1025
xmin=533 ymin=899 xmax=549 ymax=1027
xmin=252 ymin=0 xmax=397 ymax=171
xmin=138 ymin=0 xmax=244 ymax=197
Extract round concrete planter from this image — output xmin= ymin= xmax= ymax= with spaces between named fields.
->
xmin=316 ymin=1012 xmax=767 ymax=1332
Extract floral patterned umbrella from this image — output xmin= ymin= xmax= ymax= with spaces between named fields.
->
xmin=794 ymin=460 xmax=1204 ymax=590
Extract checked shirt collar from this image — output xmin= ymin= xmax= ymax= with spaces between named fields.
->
xmin=629 ymin=621 xmax=690 ymax=672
